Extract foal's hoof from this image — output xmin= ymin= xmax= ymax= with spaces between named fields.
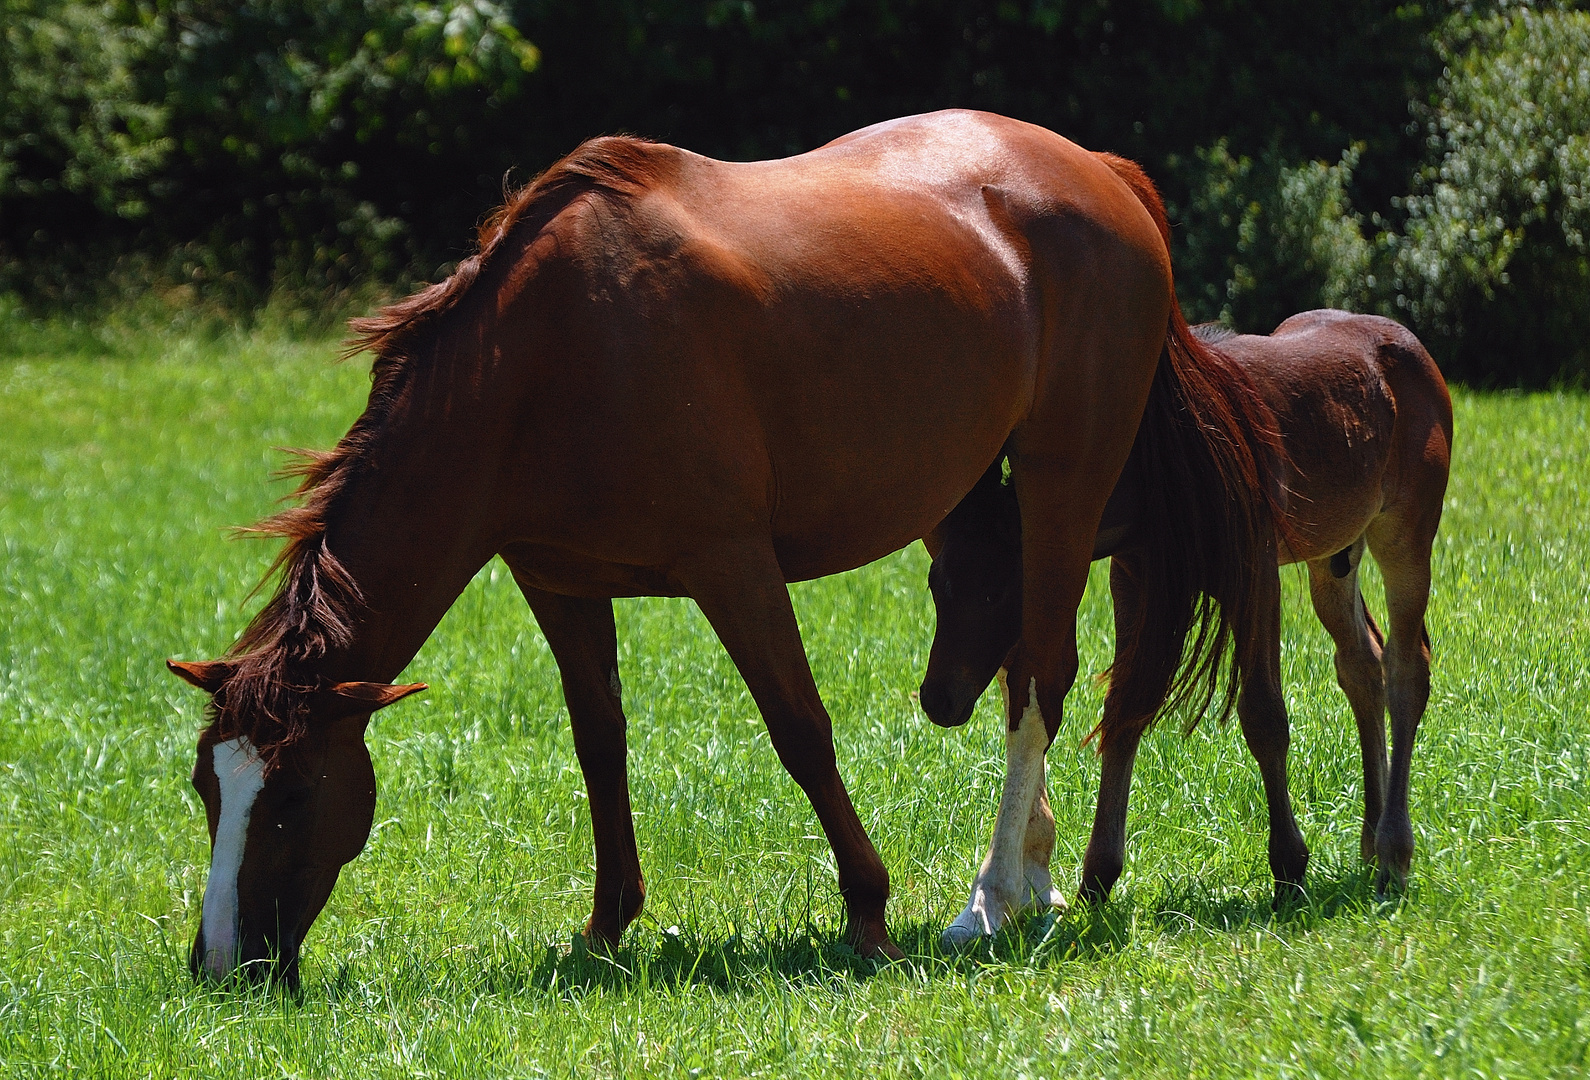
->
xmin=577 ymin=925 xmax=625 ymax=959
xmin=940 ymin=921 xmax=983 ymax=953
xmin=1272 ymin=879 xmax=1308 ymax=911
xmin=1374 ymin=864 xmax=1408 ymax=899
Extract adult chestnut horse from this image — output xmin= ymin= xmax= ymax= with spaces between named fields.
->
xmin=921 ymin=311 xmax=1452 ymax=947
xmin=167 ymin=110 xmax=1281 ymax=986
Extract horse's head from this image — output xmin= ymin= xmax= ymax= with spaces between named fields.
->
xmin=167 ymin=658 xmax=425 ymax=988
xmin=919 ymin=474 xmax=1023 ymax=727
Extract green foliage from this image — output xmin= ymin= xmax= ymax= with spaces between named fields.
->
xmin=1 ymin=0 xmax=541 ymax=305
xmin=9 ymin=1 xmax=1590 ymax=383
xmin=0 ymin=0 xmax=168 ymax=212
xmin=0 ymin=0 xmax=170 ymax=294
xmin=148 ymin=0 xmax=540 ymax=302
xmin=2 ymin=0 xmax=1441 ymax=310
xmin=1172 ymin=141 xmax=1373 ymax=328
xmin=3 ymin=330 xmax=1590 ymax=1075
xmin=1388 ymin=6 xmax=1590 ymax=385
xmin=1175 ymin=4 xmax=1590 ymax=385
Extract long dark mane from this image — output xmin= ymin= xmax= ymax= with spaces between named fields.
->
xmin=211 ymin=136 xmax=666 ymax=757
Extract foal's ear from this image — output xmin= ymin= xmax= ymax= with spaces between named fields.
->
xmin=165 ymin=658 xmax=238 ymax=694
xmin=323 ymin=681 xmax=428 ymax=717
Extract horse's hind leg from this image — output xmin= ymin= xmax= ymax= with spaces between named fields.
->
xmin=1079 ymin=727 xmax=1143 ymax=903
xmin=1235 ymin=562 xmax=1310 ymax=904
xmin=1365 ymin=518 xmax=1437 ymax=892
xmin=679 ymin=542 xmax=900 ymax=960
xmin=1306 ymin=540 xmax=1390 ymax=863
xmin=511 ymin=575 xmax=646 ymax=950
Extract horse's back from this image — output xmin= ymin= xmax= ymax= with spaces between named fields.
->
xmin=504 ymin=111 xmax=1173 ymax=581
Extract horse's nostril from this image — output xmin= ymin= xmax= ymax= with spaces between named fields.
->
xmin=920 ymin=678 xmax=976 ymax=727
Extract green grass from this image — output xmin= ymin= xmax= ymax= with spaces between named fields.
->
xmin=1 ymin=327 xmax=1587 ymax=1077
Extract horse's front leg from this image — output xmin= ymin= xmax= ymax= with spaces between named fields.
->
xmin=510 ymin=570 xmax=646 ymax=950
xmin=679 ymin=542 xmax=900 ymax=961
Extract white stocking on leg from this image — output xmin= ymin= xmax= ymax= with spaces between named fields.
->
xmin=943 ymin=675 xmax=1053 ymax=949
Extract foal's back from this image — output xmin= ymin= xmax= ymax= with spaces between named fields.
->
xmin=1203 ymin=310 xmax=1451 ymax=564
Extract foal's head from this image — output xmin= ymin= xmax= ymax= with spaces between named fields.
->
xmin=919 ymin=474 xmax=1023 ymax=727
xmin=168 ymin=659 xmax=424 ymax=988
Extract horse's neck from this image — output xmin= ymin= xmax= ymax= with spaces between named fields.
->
xmin=306 ymin=414 xmax=503 ymax=684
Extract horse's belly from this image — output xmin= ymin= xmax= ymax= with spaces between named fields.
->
xmin=764 ymin=395 xmax=1025 ymax=580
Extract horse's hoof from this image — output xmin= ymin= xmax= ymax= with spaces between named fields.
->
xmin=1077 ymin=883 xmax=1111 ymax=907
xmin=844 ymin=917 xmax=900 ymax=962
xmin=869 ymin=938 xmax=906 ymax=963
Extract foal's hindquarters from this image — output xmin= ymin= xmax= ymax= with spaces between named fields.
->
xmin=938 ymin=311 xmax=1452 ymax=944
xmin=1083 ymin=312 xmax=1453 ymax=908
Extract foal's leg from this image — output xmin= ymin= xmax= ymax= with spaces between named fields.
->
xmin=1023 ymin=778 xmax=1064 ymax=914
xmin=1305 ymin=541 xmax=1390 ymax=863
xmin=1365 ymin=521 xmax=1436 ymax=892
xmin=1079 ymin=556 xmax=1148 ymax=902
xmin=679 ymin=543 xmax=900 ymax=960
xmin=942 ymin=457 xmax=1111 ymax=946
xmin=510 ymin=575 xmax=646 ymax=949
xmin=1235 ymin=562 xmax=1310 ymax=903
xmin=943 ymin=669 xmax=1063 ymax=949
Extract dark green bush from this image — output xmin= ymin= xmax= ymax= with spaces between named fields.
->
xmin=1171 ymin=5 xmax=1590 ymax=385
xmin=8 ymin=1 xmax=1589 ymax=384
xmin=1389 ymin=7 xmax=1590 ymax=385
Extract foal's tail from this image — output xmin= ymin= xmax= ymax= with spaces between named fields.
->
xmin=1094 ymin=154 xmax=1289 ymax=741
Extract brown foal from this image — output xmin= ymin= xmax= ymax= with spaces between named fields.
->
xmin=921 ymin=310 xmax=1452 ymax=945
xmin=165 ymin=111 xmax=1283 ymax=985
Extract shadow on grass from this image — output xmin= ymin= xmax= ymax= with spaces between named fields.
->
xmin=301 ymin=863 xmax=1395 ymax=1002
xmin=1147 ymin=859 xmax=1391 ymax=936
xmin=338 ymin=908 xmax=1124 ymax=1001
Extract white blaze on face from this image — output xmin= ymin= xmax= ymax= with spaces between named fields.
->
xmin=199 ymin=736 xmax=266 ymax=979
xmin=943 ymin=673 xmax=1061 ymax=950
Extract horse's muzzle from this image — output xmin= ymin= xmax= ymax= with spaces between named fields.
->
xmin=918 ymin=673 xmax=982 ymax=728
xmin=190 ymin=927 xmax=302 ymax=992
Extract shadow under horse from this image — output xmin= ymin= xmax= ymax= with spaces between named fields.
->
xmin=921 ymin=309 xmax=1452 ymax=948
xmin=162 ymin=110 xmax=1286 ymax=987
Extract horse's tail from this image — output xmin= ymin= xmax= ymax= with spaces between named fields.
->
xmin=1093 ymin=153 xmax=1289 ymax=741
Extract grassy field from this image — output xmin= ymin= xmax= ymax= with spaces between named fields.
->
xmin=1 ymin=325 xmax=1587 ymax=1077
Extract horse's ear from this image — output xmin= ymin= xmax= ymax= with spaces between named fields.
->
xmin=166 ymin=659 xmax=237 ymax=693
xmin=324 ymin=681 xmax=428 ymax=717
